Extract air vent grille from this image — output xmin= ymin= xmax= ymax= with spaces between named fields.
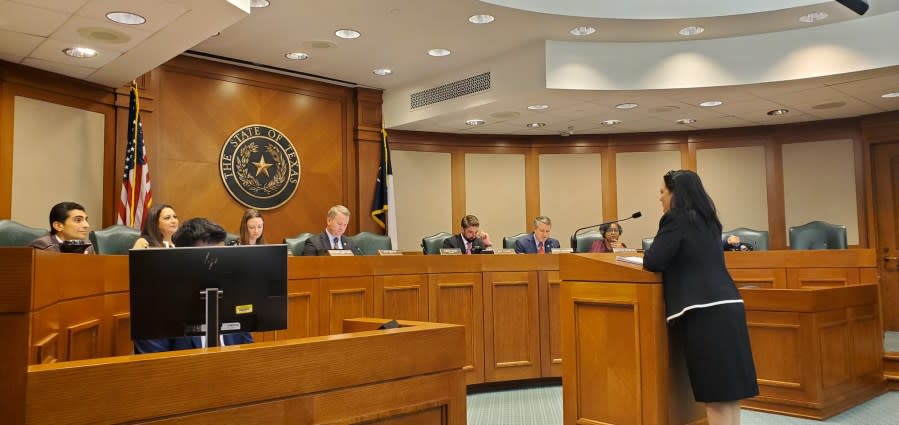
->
xmin=410 ymin=72 xmax=490 ymax=109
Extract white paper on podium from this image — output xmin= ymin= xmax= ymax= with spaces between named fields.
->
xmin=615 ymin=256 xmax=644 ymax=265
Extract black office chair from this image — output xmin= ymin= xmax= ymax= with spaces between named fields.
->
xmin=788 ymin=221 xmax=847 ymax=250
xmin=503 ymin=233 xmax=530 ymax=250
xmin=89 ymin=225 xmax=141 ymax=255
xmin=722 ymin=228 xmax=769 ymax=251
xmin=347 ymin=231 xmax=392 ymax=255
xmin=570 ymin=230 xmax=604 ymax=253
xmin=0 ymin=219 xmax=48 ymax=247
xmin=421 ymin=232 xmax=452 ymax=255
xmin=284 ymin=232 xmax=314 ymax=256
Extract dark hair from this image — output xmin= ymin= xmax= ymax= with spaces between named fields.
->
xmin=141 ymin=204 xmax=175 ymax=247
xmin=599 ymin=222 xmax=623 ymax=238
xmin=172 ymin=218 xmax=227 ymax=247
xmin=663 ymin=170 xmax=722 ymax=231
xmin=48 ymin=202 xmax=85 ymax=234
xmin=239 ymin=208 xmax=266 ymax=245
xmin=461 ymin=215 xmax=480 ymax=229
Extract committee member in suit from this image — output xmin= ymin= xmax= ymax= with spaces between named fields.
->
xmin=589 ymin=222 xmax=627 ymax=252
xmin=29 ymin=201 xmax=95 ymax=254
xmin=643 ymin=170 xmax=758 ymax=425
xmin=239 ymin=208 xmax=266 ymax=245
xmin=514 ymin=216 xmax=561 ymax=254
xmin=133 ymin=217 xmax=253 ymax=354
xmin=443 ymin=214 xmax=493 ymax=254
xmin=132 ymin=204 xmax=179 ymax=249
xmin=302 ymin=205 xmax=359 ymax=255
xmin=722 ymin=235 xmax=753 ymax=252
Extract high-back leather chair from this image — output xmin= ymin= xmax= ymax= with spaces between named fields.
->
xmin=570 ymin=230 xmax=604 ymax=253
xmin=347 ymin=231 xmax=392 ymax=255
xmin=722 ymin=228 xmax=769 ymax=251
xmin=789 ymin=221 xmax=848 ymax=250
xmin=642 ymin=238 xmax=654 ymax=251
xmin=225 ymin=232 xmax=240 ymax=246
xmin=421 ymin=232 xmax=452 ymax=255
xmin=89 ymin=225 xmax=141 ymax=255
xmin=503 ymin=233 xmax=530 ymax=250
xmin=0 ymin=219 xmax=48 ymax=247
xmin=284 ymin=232 xmax=314 ymax=256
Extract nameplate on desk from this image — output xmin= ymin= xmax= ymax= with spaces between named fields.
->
xmin=612 ymin=247 xmax=637 ymax=253
xmin=327 ymin=249 xmax=355 ymax=256
xmin=439 ymin=248 xmax=462 ymax=255
xmin=551 ymin=248 xmax=573 ymax=254
xmin=493 ymin=248 xmax=516 ymax=255
xmin=378 ymin=250 xmax=403 ymax=256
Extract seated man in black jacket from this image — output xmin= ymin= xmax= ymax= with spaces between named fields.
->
xmin=302 ymin=205 xmax=359 ymax=255
xmin=443 ymin=214 xmax=493 ymax=254
xmin=723 ymin=235 xmax=753 ymax=251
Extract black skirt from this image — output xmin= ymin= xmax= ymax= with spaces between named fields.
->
xmin=671 ymin=302 xmax=759 ymax=403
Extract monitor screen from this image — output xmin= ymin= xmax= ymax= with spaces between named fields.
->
xmin=129 ymin=244 xmax=288 ymax=340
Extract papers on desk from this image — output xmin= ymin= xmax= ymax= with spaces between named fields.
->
xmin=616 ymin=256 xmax=644 ymax=266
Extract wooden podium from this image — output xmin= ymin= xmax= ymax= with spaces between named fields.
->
xmin=560 ymin=253 xmax=706 ymax=425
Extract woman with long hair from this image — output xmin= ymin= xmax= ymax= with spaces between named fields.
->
xmin=239 ymin=208 xmax=265 ymax=245
xmin=643 ymin=170 xmax=758 ymax=425
xmin=132 ymin=204 xmax=179 ymax=248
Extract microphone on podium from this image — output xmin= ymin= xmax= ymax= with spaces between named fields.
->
xmin=570 ymin=211 xmax=642 ymax=250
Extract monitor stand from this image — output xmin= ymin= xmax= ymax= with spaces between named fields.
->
xmin=201 ymin=288 xmax=223 ymax=348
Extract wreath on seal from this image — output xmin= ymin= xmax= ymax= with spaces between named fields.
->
xmin=233 ymin=142 xmax=289 ymax=196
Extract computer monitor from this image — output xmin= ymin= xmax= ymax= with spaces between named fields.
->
xmin=129 ymin=244 xmax=288 ymax=340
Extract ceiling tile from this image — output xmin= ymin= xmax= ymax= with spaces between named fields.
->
xmin=12 ymin=0 xmax=88 ymax=13
xmin=75 ymin=0 xmax=188 ymax=33
xmin=0 ymin=1 xmax=69 ymax=36
xmin=49 ymin=14 xmax=150 ymax=51
xmin=0 ymin=29 xmax=43 ymax=60
xmin=29 ymin=37 xmax=121 ymax=68
xmin=21 ymin=57 xmax=95 ymax=79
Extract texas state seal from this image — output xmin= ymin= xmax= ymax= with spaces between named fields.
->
xmin=220 ymin=124 xmax=301 ymax=210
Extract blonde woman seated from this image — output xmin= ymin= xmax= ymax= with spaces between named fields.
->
xmin=589 ymin=222 xmax=627 ymax=252
xmin=239 ymin=208 xmax=266 ymax=245
xmin=132 ymin=204 xmax=179 ymax=248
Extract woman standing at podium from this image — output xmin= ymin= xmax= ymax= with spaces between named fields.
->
xmin=643 ymin=170 xmax=758 ymax=425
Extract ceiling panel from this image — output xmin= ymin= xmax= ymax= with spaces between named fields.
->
xmin=29 ymin=37 xmax=121 ymax=68
xmin=21 ymin=57 xmax=95 ymax=79
xmin=49 ymin=15 xmax=151 ymax=52
xmin=0 ymin=29 xmax=44 ymax=61
xmin=0 ymin=1 xmax=69 ymax=36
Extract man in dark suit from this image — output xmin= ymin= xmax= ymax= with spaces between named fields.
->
xmin=29 ymin=201 xmax=95 ymax=254
xmin=514 ymin=216 xmax=561 ymax=254
xmin=723 ymin=235 xmax=753 ymax=251
xmin=443 ymin=214 xmax=493 ymax=254
xmin=302 ymin=205 xmax=360 ymax=255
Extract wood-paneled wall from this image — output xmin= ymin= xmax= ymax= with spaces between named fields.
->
xmin=0 ymin=57 xmax=384 ymax=242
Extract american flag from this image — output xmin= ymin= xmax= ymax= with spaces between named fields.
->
xmin=116 ymin=83 xmax=152 ymax=229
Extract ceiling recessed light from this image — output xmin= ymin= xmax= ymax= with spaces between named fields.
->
xmin=428 ymin=48 xmax=451 ymax=57
xmin=250 ymin=0 xmax=270 ymax=7
xmin=465 ymin=119 xmax=485 ymax=126
xmin=527 ymin=104 xmax=549 ymax=110
xmin=615 ymin=103 xmax=639 ymax=110
xmin=106 ymin=11 xmax=146 ymax=25
xmin=679 ymin=26 xmax=704 ymax=36
xmin=570 ymin=26 xmax=596 ymax=36
xmin=285 ymin=52 xmax=308 ymax=60
xmin=468 ymin=14 xmax=495 ymax=24
xmin=882 ymin=92 xmax=899 ymax=98
xmin=699 ymin=100 xmax=723 ymax=107
xmin=62 ymin=47 xmax=98 ymax=58
xmin=676 ymin=118 xmax=697 ymax=124
xmin=767 ymin=108 xmax=790 ymax=116
xmin=372 ymin=68 xmax=392 ymax=76
xmin=335 ymin=29 xmax=361 ymax=39
xmin=601 ymin=119 xmax=622 ymax=126
xmin=527 ymin=122 xmax=546 ymax=128
xmin=799 ymin=11 xmax=828 ymax=23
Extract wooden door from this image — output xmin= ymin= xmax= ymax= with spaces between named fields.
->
xmin=872 ymin=142 xmax=899 ymax=331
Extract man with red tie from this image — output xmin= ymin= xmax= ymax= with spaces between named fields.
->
xmin=514 ymin=216 xmax=561 ymax=254
xmin=443 ymin=214 xmax=493 ymax=254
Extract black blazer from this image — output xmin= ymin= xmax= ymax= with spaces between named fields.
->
xmin=514 ymin=235 xmax=561 ymax=254
xmin=442 ymin=234 xmax=487 ymax=254
xmin=301 ymin=232 xmax=359 ymax=256
xmin=642 ymin=210 xmax=742 ymax=322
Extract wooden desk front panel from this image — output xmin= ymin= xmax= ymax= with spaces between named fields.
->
xmin=374 ymin=274 xmax=429 ymax=322
xmin=320 ymin=276 xmax=374 ymax=335
xmin=429 ymin=273 xmax=484 ymax=385
xmin=538 ymin=270 xmax=562 ymax=377
xmin=483 ymin=271 xmax=541 ymax=382
xmin=730 ymin=268 xmax=785 ymax=289
xmin=788 ymin=268 xmax=860 ymax=288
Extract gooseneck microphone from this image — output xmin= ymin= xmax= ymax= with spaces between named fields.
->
xmin=571 ymin=211 xmax=642 ymax=249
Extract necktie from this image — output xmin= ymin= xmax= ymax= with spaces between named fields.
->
xmin=538 ymin=242 xmax=544 ymax=254
xmin=466 ymin=241 xmax=472 ymax=255
xmin=332 ymin=237 xmax=339 ymax=249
